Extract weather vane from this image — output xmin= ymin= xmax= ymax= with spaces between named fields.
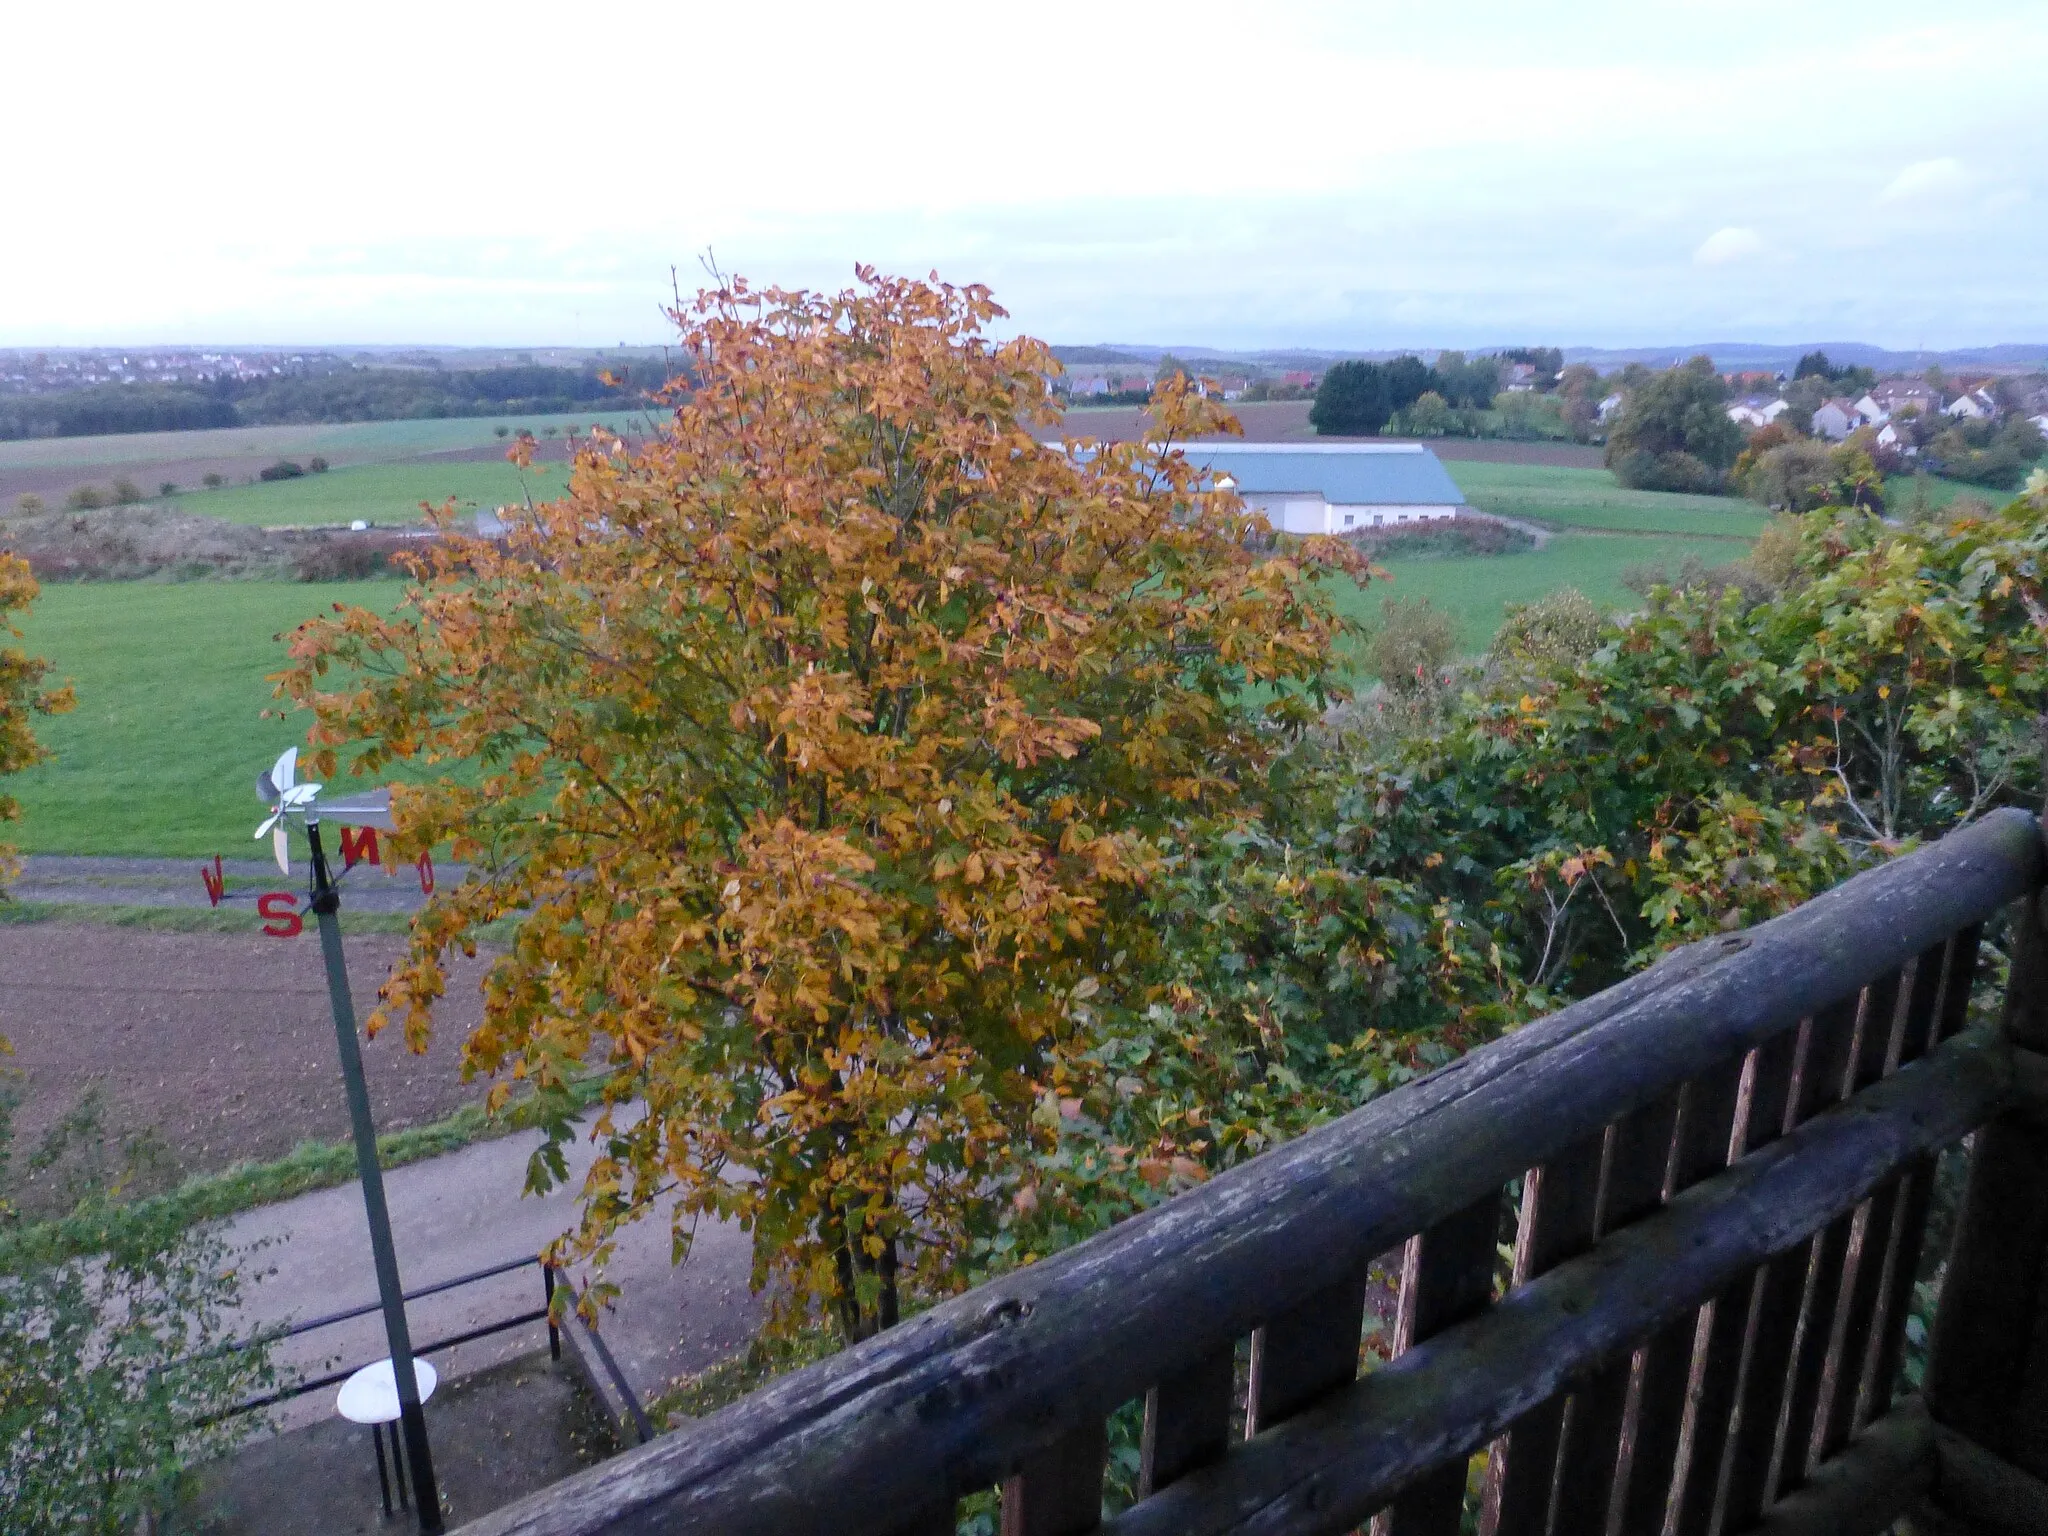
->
xmin=253 ymin=747 xmax=443 ymax=1531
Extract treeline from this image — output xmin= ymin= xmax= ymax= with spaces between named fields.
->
xmin=1307 ymin=348 xmax=1575 ymax=438
xmin=0 ymin=363 xmax=679 ymax=441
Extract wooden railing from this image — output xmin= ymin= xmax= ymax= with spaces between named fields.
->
xmin=467 ymin=808 xmax=2048 ymax=1536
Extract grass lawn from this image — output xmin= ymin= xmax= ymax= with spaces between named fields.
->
xmin=1883 ymin=470 xmax=2033 ymax=519
xmin=1445 ymin=461 xmax=1769 ymax=539
xmin=1346 ymin=532 xmax=1750 ymax=653
xmin=0 ymin=410 xmax=651 ymax=473
xmin=8 ymin=524 xmax=1753 ymax=855
xmin=8 ymin=580 xmax=406 ymax=856
xmin=168 ymin=459 xmax=570 ymax=527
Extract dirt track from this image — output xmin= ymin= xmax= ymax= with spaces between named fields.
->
xmin=0 ymin=924 xmax=492 ymax=1207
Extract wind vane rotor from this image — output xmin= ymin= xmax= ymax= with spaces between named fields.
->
xmin=252 ymin=747 xmax=395 ymax=873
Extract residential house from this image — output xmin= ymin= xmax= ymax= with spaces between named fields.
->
xmin=1727 ymin=395 xmax=1790 ymax=429
xmin=1946 ymin=389 xmax=1999 ymax=421
xmin=1811 ymin=398 xmax=1862 ymax=441
xmin=1503 ymin=363 xmax=1540 ymax=393
xmin=1851 ymin=394 xmax=1890 ymax=426
xmin=1596 ymin=392 xmax=1625 ymax=424
xmin=1182 ymin=443 xmax=1467 ymax=534
xmin=1869 ymin=380 xmax=1939 ymax=419
xmin=1875 ymin=421 xmax=1917 ymax=457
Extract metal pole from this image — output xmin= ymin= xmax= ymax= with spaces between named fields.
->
xmin=308 ymin=820 xmax=443 ymax=1532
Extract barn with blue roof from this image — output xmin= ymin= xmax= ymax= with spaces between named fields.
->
xmin=1181 ymin=443 xmax=1467 ymax=535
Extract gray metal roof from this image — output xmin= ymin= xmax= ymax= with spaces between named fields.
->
xmin=1178 ymin=442 xmax=1467 ymax=507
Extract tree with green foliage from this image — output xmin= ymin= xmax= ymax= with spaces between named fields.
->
xmin=1399 ymin=390 xmax=1454 ymax=437
xmin=1310 ymin=360 xmax=1391 ymax=436
xmin=1604 ymin=356 xmax=1744 ymax=492
xmin=1382 ymin=355 xmax=1435 ymax=414
xmin=1432 ymin=351 xmax=1500 ymax=410
xmin=0 ymin=560 xmax=268 ymax=1533
xmin=1365 ymin=595 xmax=1456 ymax=692
xmin=1926 ymin=414 xmax=2045 ymax=490
xmin=1488 ymin=587 xmax=1602 ymax=672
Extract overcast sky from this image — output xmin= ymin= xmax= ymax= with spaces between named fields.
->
xmin=7 ymin=0 xmax=2044 ymax=350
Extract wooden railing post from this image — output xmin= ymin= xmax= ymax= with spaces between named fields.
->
xmin=1923 ymin=861 xmax=2048 ymax=1518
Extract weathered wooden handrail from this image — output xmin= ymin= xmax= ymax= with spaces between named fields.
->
xmin=464 ymin=807 xmax=2048 ymax=1536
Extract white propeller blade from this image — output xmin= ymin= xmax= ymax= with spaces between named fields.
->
xmin=257 ymin=747 xmax=298 ymax=803
xmin=249 ymin=749 xmax=393 ymax=876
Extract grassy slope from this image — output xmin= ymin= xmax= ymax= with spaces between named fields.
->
xmin=169 ymin=459 xmax=570 ymax=527
xmin=1445 ymin=461 xmax=1768 ymax=538
xmin=1346 ymin=533 xmax=1747 ymax=653
xmin=0 ymin=410 xmax=651 ymax=472
xmin=9 ymin=452 xmax=1766 ymax=855
xmin=8 ymin=581 xmax=404 ymax=856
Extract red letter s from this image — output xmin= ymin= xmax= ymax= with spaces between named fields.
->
xmin=258 ymin=891 xmax=303 ymax=938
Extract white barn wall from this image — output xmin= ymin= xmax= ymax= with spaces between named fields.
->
xmin=1242 ymin=494 xmax=1461 ymax=534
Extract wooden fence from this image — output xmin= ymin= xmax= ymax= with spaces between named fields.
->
xmin=466 ymin=807 xmax=2048 ymax=1536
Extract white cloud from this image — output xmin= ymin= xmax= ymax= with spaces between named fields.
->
xmin=1693 ymin=227 xmax=1767 ymax=266
xmin=1879 ymin=158 xmax=1971 ymax=202
xmin=4 ymin=2 xmax=2048 ymax=345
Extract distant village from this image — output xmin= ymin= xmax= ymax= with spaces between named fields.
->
xmin=1688 ymin=375 xmax=2048 ymax=457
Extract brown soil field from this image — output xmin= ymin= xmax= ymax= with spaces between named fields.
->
xmin=0 ymin=924 xmax=494 ymax=1208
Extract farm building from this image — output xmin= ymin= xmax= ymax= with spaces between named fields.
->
xmin=1182 ymin=442 xmax=1466 ymax=534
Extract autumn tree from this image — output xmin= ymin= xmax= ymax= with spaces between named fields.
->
xmin=281 ymin=270 xmax=1368 ymax=1340
xmin=0 ymin=554 xmax=71 ymax=888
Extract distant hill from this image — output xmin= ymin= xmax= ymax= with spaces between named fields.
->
xmin=1053 ymin=341 xmax=2048 ymax=375
xmin=795 ymin=336 xmax=2048 ymax=376
xmin=1558 ymin=342 xmax=2048 ymax=373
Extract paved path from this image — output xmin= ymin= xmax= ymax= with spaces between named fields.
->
xmin=227 ymin=1120 xmax=760 ymax=1433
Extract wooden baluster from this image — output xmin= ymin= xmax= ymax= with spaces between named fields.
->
xmin=1549 ymin=1090 xmax=1684 ymax=1536
xmin=1380 ymin=1193 xmax=1507 ymax=1536
xmin=1608 ymin=1055 xmax=1748 ymax=1536
xmin=1002 ymin=1418 xmax=1108 ymax=1536
xmin=1934 ymin=923 xmax=1984 ymax=1045
xmin=1481 ymin=1131 xmax=1605 ymax=1536
xmin=1810 ymin=944 xmax=1948 ymax=1466
xmin=1138 ymin=1347 xmax=1235 ymax=1498
xmin=1773 ymin=971 xmax=1904 ymax=1495
xmin=1244 ymin=1272 xmax=1369 ymax=1436
xmin=1717 ymin=993 xmax=1866 ymax=1531
xmin=1670 ymin=1026 xmax=1802 ymax=1536
xmin=1927 ymin=889 xmax=2048 ymax=1484
xmin=1859 ymin=927 xmax=1982 ymax=1432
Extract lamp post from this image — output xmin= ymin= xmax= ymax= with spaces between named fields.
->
xmin=307 ymin=817 xmax=443 ymax=1531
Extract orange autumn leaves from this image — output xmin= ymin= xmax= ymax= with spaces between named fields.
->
xmin=0 ymin=554 xmax=72 ymax=890
xmin=278 ymin=268 xmax=1368 ymax=1337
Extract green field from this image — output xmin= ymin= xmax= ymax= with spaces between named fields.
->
xmin=1349 ymin=532 xmax=1749 ymax=652
xmin=1445 ymin=462 xmax=1769 ymax=538
xmin=8 ymin=581 xmax=404 ymax=856
xmin=0 ymin=411 xmax=651 ymax=473
xmin=169 ymin=459 xmax=570 ymax=527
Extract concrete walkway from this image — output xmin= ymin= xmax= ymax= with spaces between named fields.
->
xmin=227 ymin=1120 xmax=759 ymax=1434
